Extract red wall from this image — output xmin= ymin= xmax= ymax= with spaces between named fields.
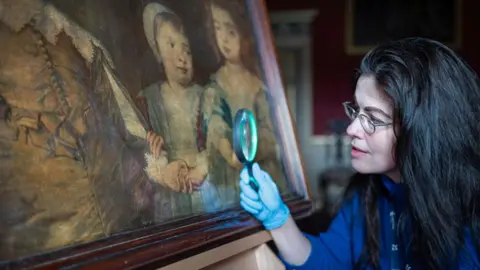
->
xmin=267 ymin=0 xmax=480 ymax=134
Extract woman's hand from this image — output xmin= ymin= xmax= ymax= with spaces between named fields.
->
xmin=239 ymin=163 xmax=290 ymax=230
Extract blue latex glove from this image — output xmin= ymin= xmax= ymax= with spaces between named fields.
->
xmin=239 ymin=163 xmax=290 ymax=230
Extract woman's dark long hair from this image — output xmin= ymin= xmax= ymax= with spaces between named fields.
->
xmin=348 ymin=37 xmax=480 ymax=269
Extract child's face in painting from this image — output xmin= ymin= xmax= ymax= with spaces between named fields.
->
xmin=211 ymin=4 xmax=241 ymax=63
xmin=155 ymin=20 xmax=193 ymax=86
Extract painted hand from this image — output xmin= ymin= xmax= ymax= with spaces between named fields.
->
xmin=239 ymin=163 xmax=290 ymax=230
xmin=231 ymin=151 xmax=243 ymax=170
xmin=146 ymin=131 xmax=167 ymax=157
xmin=186 ymin=166 xmax=207 ymax=190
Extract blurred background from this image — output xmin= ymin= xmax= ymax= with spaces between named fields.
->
xmin=266 ymin=0 xmax=480 ymax=233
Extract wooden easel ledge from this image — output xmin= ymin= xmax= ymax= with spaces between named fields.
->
xmin=159 ymin=231 xmax=285 ymax=270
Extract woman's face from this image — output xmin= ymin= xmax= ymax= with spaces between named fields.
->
xmin=155 ymin=20 xmax=193 ymax=86
xmin=346 ymin=75 xmax=398 ymax=178
xmin=210 ymin=4 xmax=241 ymax=63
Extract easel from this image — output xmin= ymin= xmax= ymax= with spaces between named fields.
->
xmin=159 ymin=231 xmax=285 ymax=270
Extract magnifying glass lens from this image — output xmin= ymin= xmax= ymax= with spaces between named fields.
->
xmin=233 ymin=109 xmax=259 ymax=191
xmin=242 ymin=119 xmax=252 ymax=159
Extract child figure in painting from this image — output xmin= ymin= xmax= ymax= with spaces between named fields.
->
xmin=141 ymin=3 xmax=221 ymax=218
xmin=203 ymin=0 xmax=288 ymax=207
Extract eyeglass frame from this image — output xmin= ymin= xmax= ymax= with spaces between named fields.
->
xmin=342 ymin=101 xmax=393 ymax=134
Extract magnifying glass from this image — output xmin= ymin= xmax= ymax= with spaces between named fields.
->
xmin=233 ymin=108 xmax=259 ymax=192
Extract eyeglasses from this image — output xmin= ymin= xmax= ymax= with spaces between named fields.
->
xmin=343 ymin=101 xmax=392 ymax=134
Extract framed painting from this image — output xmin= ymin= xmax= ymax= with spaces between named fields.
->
xmin=345 ymin=0 xmax=463 ymax=55
xmin=0 ymin=0 xmax=311 ymax=268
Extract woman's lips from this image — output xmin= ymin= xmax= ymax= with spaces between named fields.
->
xmin=351 ymin=145 xmax=368 ymax=158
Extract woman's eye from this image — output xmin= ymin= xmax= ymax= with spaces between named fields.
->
xmin=370 ymin=116 xmax=385 ymax=125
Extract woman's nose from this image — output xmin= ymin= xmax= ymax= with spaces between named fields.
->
xmin=346 ymin=117 xmax=363 ymax=139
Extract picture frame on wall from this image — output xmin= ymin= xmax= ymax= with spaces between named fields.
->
xmin=345 ymin=0 xmax=463 ymax=55
xmin=0 ymin=0 xmax=311 ymax=268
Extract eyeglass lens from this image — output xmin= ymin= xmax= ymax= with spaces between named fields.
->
xmin=344 ymin=104 xmax=375 ymax=134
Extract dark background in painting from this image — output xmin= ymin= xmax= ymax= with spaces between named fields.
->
xmin=353 ymin=0 xmax=456 ymax=46
xmin=44 ymin=0 xmax=224 ymax=97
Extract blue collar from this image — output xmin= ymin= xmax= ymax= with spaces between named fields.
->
xmin=381 ymin=175 xmax=406 ymax=202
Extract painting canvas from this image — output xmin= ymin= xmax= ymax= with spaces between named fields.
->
xmin=345 ymin=0 xmax=462 ymax=55
xmin=0 ymin=0 xmax=309 ymax=266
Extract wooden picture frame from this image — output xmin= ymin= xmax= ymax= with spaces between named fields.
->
xmin=345 ymin=0 xmax=463 ymax=55
xmin=0 ymin=0 xmax=311 ymax=268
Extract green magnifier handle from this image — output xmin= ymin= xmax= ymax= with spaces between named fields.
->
xmin=247 ymin=163 xmax=259 ymax=192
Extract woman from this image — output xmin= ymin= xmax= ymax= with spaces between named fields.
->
xmin=239 ymin=37 xmax=480 ymax=269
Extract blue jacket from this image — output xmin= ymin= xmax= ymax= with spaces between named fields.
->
xmin=281 ymin=176 xmax=480 ymax=269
